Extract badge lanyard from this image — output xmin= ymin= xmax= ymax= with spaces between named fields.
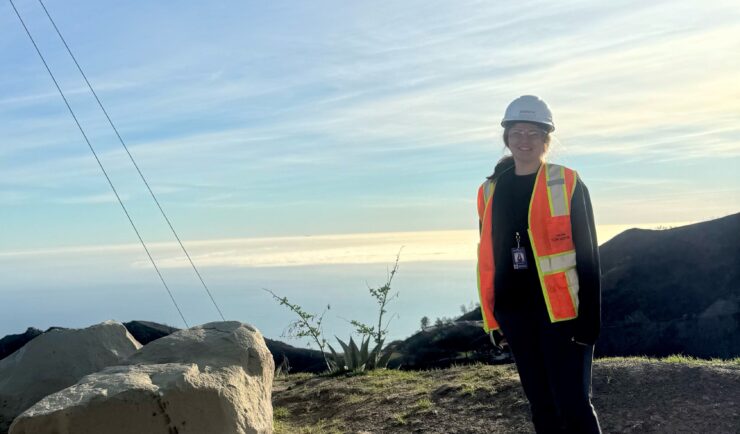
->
xmin=511 ymin=231 xmax=528 ymax=270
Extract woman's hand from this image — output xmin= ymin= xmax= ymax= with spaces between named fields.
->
xmin=489 ymin=330 xmax=508 ymax=350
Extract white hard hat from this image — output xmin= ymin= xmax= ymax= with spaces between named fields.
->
xmin=501 ymin=95 xmax=555 ymax=132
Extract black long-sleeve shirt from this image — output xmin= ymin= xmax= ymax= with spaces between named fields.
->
xmin=489 ymin=167 xmax=602 ymax=344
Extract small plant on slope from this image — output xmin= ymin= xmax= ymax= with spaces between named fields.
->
xmin=339 ymin=249 xmax=402 ymax=371
xmin=263 ymin=288 xmax=333 ymax=372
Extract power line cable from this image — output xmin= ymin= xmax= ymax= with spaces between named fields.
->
xmin=36 ymin=0 xmax=226 ymax=322
xmin=8 ymin=0 xmax=189 ymax=328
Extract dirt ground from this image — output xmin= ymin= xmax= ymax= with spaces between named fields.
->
xmin=272 ymin=358 xmax=740 ymax=434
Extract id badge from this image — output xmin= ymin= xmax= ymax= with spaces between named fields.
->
xmin=511 ymin=247 xmax=528 ymax=270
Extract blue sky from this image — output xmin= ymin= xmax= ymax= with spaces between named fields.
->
xmin=1 ymin=0 xmax=738 ymax=342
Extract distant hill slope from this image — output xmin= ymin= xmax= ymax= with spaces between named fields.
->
xmin=386 ymin=320 xmax=507 ymax=370
xmin=0 ymin=328 xmax=42 ymax=361
xmin=598 ymin=213 xmax=740 ymax=358
xmin=122 ymin=321 xmax=178 ymax=345
xmin=272 ymin=358 xmax=740 ymax=433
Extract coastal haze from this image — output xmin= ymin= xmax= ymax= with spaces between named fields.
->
xmin=1 ymin=0 xmax=739 ymax=345
xmin=0 ymin=222 xmax=711 ymax=344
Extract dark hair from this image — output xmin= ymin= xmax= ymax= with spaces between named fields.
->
xmin=487 ymin=155 xmax=515 ymax=180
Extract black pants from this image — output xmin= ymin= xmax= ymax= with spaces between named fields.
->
xmin=495 ymin=308 xmax=602 ymax=434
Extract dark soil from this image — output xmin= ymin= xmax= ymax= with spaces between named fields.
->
xmin=272 ymin=357 xmax=740 ymax=433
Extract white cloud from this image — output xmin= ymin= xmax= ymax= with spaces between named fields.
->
xmin=0 ymin=230 xmax=473 ymax=266
xmin=1 ymin=220 xmax=721 ymax=269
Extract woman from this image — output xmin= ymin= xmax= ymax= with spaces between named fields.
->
xmin=476 ymin=95 xmax=602 ymax=433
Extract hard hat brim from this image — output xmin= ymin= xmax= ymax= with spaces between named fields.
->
xmin=501 ymin=120 xmax=554 ymax=133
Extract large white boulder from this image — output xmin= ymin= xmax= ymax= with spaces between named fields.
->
xmin=9 ymin=321 xmax=274 ymax=434
xmin=0 ymin=321 xmax=141 ymax=434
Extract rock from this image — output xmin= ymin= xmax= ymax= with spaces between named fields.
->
xmin=0 ymin=321 xmax=141 ymax=434
xmin=10 ymin=321 xmax=274 ymax=434
xmin=123 ymin=320 xmax=329 ymax=373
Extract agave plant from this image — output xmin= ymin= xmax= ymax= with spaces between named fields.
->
xmin=327 ymin=335 xmax=393 ymax=373
xmin=367 ymin=338 xmax=394 ymax=370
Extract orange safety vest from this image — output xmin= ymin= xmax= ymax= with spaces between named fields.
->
xmin=477 ymin=163 xmax=580 ymax=332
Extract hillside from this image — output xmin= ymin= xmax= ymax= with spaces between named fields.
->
xmin=272 ymin=357 xmax=740 ymax=434
xmin=597 ymin=213 xmax=740 ymax=358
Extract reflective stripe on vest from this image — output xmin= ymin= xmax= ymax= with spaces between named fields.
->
xmin=528 ymin=163 xmax=579 ymax=321
xmin=476 ymin=163 xmax=579 ymax=332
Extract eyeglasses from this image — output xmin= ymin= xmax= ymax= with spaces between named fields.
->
xmin=508 ymin=129 xmax=546 ymax=141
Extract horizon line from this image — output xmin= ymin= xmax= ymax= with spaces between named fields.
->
xmin=0 ymin=219 xmax=709 ymax=261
